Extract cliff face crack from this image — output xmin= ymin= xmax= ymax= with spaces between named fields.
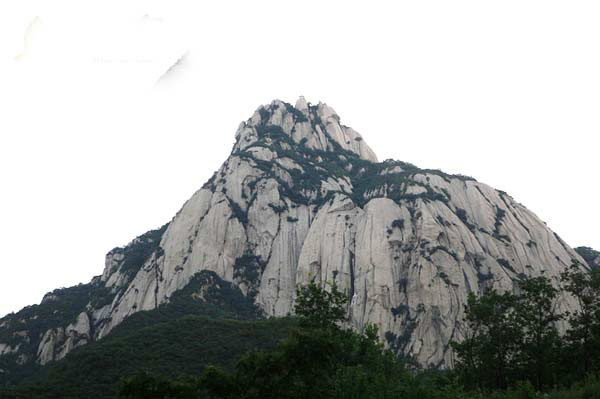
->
xmin=474 ymin=185 xmax=494 ymax=207
xmin=265 ymin=216 xmax=282 ymax=268
xmin=348 ymin=227 xmax=356 ymax=301
xmin=153 ymin=262 xmax=160 ymax=309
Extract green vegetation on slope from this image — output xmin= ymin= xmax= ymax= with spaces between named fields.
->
xmin=117 ymin=282 xmax=437 ymax=399
xmin=0 ymin=223 xmax=170 ymax=384
xmin=109 ymin=223 xmax=169 ymax=281
xmin=0 ymin=271 xmax=294 ymax=399
xmin=451 ymin=260 xmax=600 ymax=398
xmin=575 ymin=246 xmax=600 ymax=269
xmin=5 ymin=267 xmax=600 ymax=399
xmin=0 ymin=284 xmax=92 ymax=350
xmin=107 ymin=270 xmax=263 ymax=336
xmin=112 ymin=264 xmax=600 ymax=399
xmin=2 ymin=317 xmax=296 ymax=399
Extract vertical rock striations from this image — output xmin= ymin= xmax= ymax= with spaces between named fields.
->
xmin=0 ymin=98 xmax=589 ymax=368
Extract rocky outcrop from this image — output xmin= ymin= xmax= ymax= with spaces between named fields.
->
xmin=36 ymin=312 xmax=91 ymax=365
xmin=0 ymin=98 xmax=590 ymax=369
xmin=0 ymin=343 xmax=20 ymax=356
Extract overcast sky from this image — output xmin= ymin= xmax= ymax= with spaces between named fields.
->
xmin=1 ymin=1 xmax=599 ymax=318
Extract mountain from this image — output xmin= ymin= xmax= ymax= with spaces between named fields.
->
xmin=575 ymin=246 xmax=600 ymax=269
xmin=0 ymin=97 xmax=588 ymax=378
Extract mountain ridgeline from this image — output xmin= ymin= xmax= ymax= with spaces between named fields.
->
xmin=0 ymin=97 xmax=594 ymax=381
xmin=575 ymin=246 xmax=600 ymax=269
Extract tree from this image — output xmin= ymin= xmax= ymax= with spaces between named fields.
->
xmin=560 ymin=261 xmax=600 ymax=377
xmin=451 ymin=290 xmax=521 ymax=391
xmin=452 ymin=275 xmax=562 ymax=392
xmin=294 ymin=280 xmax=347 ymax=329
xmin=119 ymin=370 xmax=197 ymax=399
xmin=224 ymin=281 xmax=412 ymax=399
xmin=515 ymin=276 xmax=562 ymax=391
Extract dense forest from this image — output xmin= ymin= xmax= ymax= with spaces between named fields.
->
xmin=3 ymin=261 xmax=600 ymax=398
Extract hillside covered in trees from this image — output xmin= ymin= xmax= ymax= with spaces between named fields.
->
xmin=3 ymin=262 xmax=600 ymax=399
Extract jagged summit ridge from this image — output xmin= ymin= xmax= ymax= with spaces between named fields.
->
xmin=0 ymin=98 xmax=589 ymax=370
xmin=233 ymin=98 xmax=378 ymax=163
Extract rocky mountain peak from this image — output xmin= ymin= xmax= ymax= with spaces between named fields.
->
xmin=294 ymin=95 xmax=308 ymax=111
xmin=233 ymin=98 xmax=378 ymax=163
xmin=0 ymin=99 xmax=590 ymax=372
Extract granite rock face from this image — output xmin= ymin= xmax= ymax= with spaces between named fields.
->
xmin=0 ymin=98 xmax=589 ymax=368
xmin=36 ymin=312 xmax=91 ymax=365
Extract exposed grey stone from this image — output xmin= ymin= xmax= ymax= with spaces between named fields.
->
xmin=1 ymin=98 xmax=589 ymax=368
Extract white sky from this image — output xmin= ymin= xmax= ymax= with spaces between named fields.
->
xmin=1 ymin=1 xmax=599 ymax=318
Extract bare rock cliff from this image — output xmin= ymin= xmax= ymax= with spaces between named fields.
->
xmin=0 ymin=98 xmax=588 ymax=368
